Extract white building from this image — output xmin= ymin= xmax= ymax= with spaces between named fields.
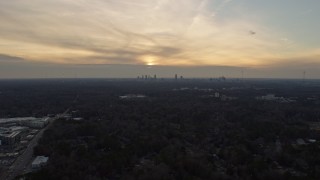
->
xmin=0 ymin=117 xmax=50 ymax=129
xmin=0 ymin=117 xmax=38 ymax=124
xmin=26 ymin=135 xmax=34 ymax=140
xmin=9 ymin=126 xmax=29 ymax=133
xmin=21 ymin=117 xmax=50 ymax=129
xmin=32 ymin=156 xmax=49 ymax=169
xmin=119 ymin=94 xmax=146 ymax=99
xmin=261 ymin=94 xmax=277 ymax=100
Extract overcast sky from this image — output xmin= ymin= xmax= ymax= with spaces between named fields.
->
xmin=0 ymin=0 xmax=319 ymax=78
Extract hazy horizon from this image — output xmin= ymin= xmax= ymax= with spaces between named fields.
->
xmin=0 ymin=62 xmax=319 ymax=79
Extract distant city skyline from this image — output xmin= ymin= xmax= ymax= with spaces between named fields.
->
xmin=0 ymin=0 xmax=319 ymax=78
xmin=0 ymin=63 xmax=318 ymax=79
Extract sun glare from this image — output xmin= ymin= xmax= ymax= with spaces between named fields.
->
xmin=142 ymin=55 xmax=158 ymax=66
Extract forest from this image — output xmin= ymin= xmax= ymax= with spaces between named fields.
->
xmin=1 ymin=79 xmax=320 ymax=180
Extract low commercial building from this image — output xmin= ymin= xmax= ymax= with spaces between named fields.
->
xmin=73 ymin=117 xmax=83 ymax=121
xmin=20 ymin=140 xmax=28 ymax=145
xmin=0 ymin=117 xmax=39 ymax=125
xmin=119 ymin=94 xmax=146 ymax=99
xmin=30 ymin=129 xmax=39 ymax=135
xmin=26 ymin=135 xmax=34 ymax=140
xmin=32 ymin=156 xmax=49 ymax=169
xmin=21 ymin=117 xmax=50 ymax=129
xmin=59 ymin=114 xmax=72 ymax=120
xmin=262 ymin=94 xmax=277 ymax=100
xmin=0 ymin=131 xmax=21 ymax=145
xmin=9 ymin=126 xmax=29 ymax=133
xmin=0 ymin=117 xmax=50 ymax=129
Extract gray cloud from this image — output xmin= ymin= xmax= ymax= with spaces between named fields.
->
xmin=0 ymin=0 xmax=285 ymax=66
xmin=152 ymin=47 xmax=182 ymax=57
xmin=0 ymin=54 xmax=24 ymax=62
xmin=57 ymin=46 xmax=183 ymax=65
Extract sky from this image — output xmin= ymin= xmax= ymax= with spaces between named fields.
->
xmin=0 ymin=0 xmax=320 ymax=78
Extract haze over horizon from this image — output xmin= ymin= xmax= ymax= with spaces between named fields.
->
xmin=0 ymin=0 xmax=319 ymax=78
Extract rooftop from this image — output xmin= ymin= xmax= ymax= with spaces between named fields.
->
xmin=0 ymin=117 xmax=39 ymax=124
xmin=32 ymin=156 xmax=49 ymax=165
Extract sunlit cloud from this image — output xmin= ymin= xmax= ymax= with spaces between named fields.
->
xmin=0 ymin=0 xmax=319 ymax=68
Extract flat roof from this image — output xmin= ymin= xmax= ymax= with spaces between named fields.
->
xmin=0 ymin=117 xmax=39 ymax=124
xmin=0 ymin=131 xmax=21 ymax=138
xmin=32 ymin=156 xmax=49 ymax=165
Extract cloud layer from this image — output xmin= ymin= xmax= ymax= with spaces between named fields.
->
xmin=0 ymin=0 xmax=319 ymax=69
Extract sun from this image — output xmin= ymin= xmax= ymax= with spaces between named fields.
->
xmin=141 ymin=55 xmax=158 ymax=66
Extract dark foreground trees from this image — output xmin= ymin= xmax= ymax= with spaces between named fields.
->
xmin=2 ymin=79 xmax=320 ymax=180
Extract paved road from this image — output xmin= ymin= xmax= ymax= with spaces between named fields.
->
xmin=0 ymin=118 xmax=54 ymax=180
xmin=1 ymin=108 xmax=70 ymax=180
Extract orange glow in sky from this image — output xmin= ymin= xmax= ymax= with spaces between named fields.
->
xmin=0 ymin=0 xmax=320 ymax=78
